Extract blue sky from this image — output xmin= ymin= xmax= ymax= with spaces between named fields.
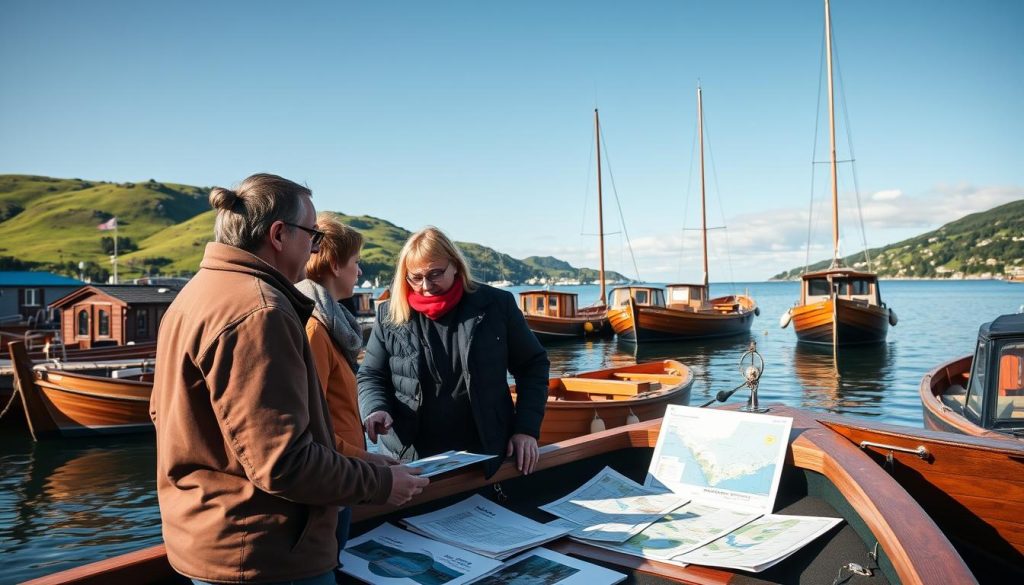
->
xmin=2 ymin=1 xmax=1022 ymax=281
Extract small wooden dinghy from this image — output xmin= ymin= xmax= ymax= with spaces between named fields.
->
xmin=514 ymin=360 xmax=693 ymax=445
xmin=7 ymin=341 xmax=153 ymax=440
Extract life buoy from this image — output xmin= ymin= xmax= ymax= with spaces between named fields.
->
xmin=779 ymin=310 xmax=792 ymax=329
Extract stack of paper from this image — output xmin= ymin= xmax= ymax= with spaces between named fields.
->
xmin=402 ymin=494 xmax=572 ymax=559
xmin=340 ymin=523 xmax=501 ymax=585
xmin=539 ymin=467 xmax=688 ymax=542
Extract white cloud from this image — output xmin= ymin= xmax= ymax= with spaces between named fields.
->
xmin=872 ymin=189 xmax=902 ymax=201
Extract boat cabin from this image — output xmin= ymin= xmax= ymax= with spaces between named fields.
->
xmin=48 ymin=284 xmax=179 ymax=350
xmin=609 ymin=286 xmax=665 ymax=308
xmin=952 ymin=313 xmax=1024 ymax=435
xmin=519 ymin=290 xmax=580 ymax=318
xmin=341 ymin=290 xmax=375 ymax=317
xmin=801 ymin=268 xmax=882 ymax=307
xmin=665 ymin=284 xmax=708 ymax=311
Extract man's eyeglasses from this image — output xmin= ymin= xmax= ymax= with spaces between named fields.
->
xmin=406 ymin=262 xmax=452 ymax=288
xmin=283 ymin=222 xmax=326 ymax=247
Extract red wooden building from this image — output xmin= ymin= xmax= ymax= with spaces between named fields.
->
xmin=49 ymin=285 xmax=179 ymax=349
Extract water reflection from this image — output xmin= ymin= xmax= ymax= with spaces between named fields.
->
xmin=789 ymin=343 xmax=896 ymax=416
xmin=0 ymin=433 xmax=161 ymax=583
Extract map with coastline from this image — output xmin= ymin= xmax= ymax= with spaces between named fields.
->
xmin=645 ymin=405 xmax=793 ymax=514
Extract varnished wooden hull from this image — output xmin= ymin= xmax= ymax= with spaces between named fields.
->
xmin=23 ymin=406 xmax=976 ymax=585
xmin=823 ymin=415 xmax=1024 ymax=581
xmin=514 ymin=360 xmax=693 ymax=445
xmin=608 ymin=296 xmax=756 ymax=343
xmin=919 ymin=355 xmax=1020 ymax=441
xmin=790 ymin=298 xmax=889 ymax=345
xmin=523 ymin=313 xmax=612 ymax=340
xmin=8 ymin=342 xmax=153 ymax=439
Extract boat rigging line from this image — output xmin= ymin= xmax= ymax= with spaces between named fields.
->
xmin=597 ymin=123 xmax=642 ymax=281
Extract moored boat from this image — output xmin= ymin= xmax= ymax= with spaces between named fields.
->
xmin=519 ymin=290 xmax=611 ymax=340
xmin=21 ymin=406 xmax=976 ymax=585
xmin=7 ymin=341 xmax=153 ymax=440
xmin=607 ymin=87 xmax=758 ymax=344
xmin=513 ymin=359 xmax=692 ymax=445
xmin=781 ymin=0 xmax=896 ymax=347
xmin=919 ymin=313 xmax=1024 ymax=441
xmin=822 ymin=414 xmax=1024 ymax=581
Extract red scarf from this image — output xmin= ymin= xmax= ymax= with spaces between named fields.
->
xmin=408 ymin=278 xmax=464 ymax=320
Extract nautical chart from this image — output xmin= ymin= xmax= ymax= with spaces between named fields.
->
xmin=644 ymin=405 xmax=792 ymax=514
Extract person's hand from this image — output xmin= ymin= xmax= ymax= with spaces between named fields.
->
xmin=363 ymin=411 xmax=393 ymax=444
xmin=366 ymin=451 xmax=399 ymax=466
xmin=387 ymin=465 xmax=429 ymax=506
xmin=507 ymin=433 xmax=539 ymax=475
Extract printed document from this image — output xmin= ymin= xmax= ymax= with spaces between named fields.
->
xmin=406 ymin=450 xmax=496 ymax=478
xmin=339 ymin=522 xmax=501 ymax=585
xmin=468 ymin=547 xmax=626 ymax=585
xmin=402 ymin=494 xmax=572 ymax=559
xmin=539 ymin=466 xmax=688 ymax=542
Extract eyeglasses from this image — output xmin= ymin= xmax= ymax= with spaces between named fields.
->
xmin=282 ymin=221 xmax=326 ymax=247
xmin=406 ymin=262 xmax=452 ymax=288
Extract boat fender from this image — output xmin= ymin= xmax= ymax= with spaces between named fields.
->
xmin=888 ymin=308 xmax=898 ymax=326
xmin=590 ymin=411 xmax=606 ymax=433
xmin=754 ymin=307 xmax=761 ymax=317
xmin=583 ymin=321 xmax=594 ymax=333
xmin=779 ymin=310 xmax=792 ymax=329
xmin=625 ymin=409 xmax=639 ymax=425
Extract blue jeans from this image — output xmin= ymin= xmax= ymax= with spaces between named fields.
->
xmin=192 ymin=572 xmax=334 ymax=585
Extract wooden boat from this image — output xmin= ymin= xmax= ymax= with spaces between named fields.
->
xmin=607 ymin=284 xmax=758 ymax=343
xmin=519 ymin=290 xmax=611 ymax=340
xmin=512 ymin=359 xmax=692 ymax=445
xmin=919 ymin=313 xmax=1024 ymax=441
xmin=520 ymin=109 xmax=611 ymax=340
xmin=22 ymin=406 xmax=977 ymax=585
xmin=7 ymin=341 xmax=153 ymax=440
xmin=607 ymin=87 xmax=757 ymax=344
xmin=780 ymin=0 xmax=896 ymax=346
xmin=822 ymin=414 xmax=1024 ymax=582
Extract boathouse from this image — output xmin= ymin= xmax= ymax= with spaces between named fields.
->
xmin=48 ymin=284 xmax=179 ymax=349
xmin=0 ymin=271 xmax=84 ymax=329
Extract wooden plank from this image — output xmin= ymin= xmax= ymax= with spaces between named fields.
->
xmin=610 ymin=372 xmax=680 ymax=385
xmin=560 ymin=377 xmax=648 ymax=396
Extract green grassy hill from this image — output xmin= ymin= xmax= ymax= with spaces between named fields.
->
xmin=772 ymin=199 xmax=1024 ymax=279
xmin=0 ymin=174 xmax=623 ymax=284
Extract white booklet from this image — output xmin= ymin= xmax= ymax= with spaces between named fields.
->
xmin=539 ymin=466 xmax=688 ymax=542
xmin=339 ymin=522 xmax=502 ymax=584
xmin=402 ymin=494 xmax=572 ymax=560
xmin=644 ymin=405 xmax=793 ymax=515
xmin=468 ymin=547 xmax=626 ymax=585
xmin=406 ymin=450 xmax=497 ymax=478
xmin=673 ymin=513 xmax=843 ymax=572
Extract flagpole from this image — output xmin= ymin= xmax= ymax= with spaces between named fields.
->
xmin=112 ymin=219 xmax=118 ymax=284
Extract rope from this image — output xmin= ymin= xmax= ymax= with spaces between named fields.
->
xmin=0 ymin=386 xmax=20 ymax=420
xmin=805 ymin=26 xmax=827 ymax=275
xmin=703 ymin=110 xmax=739 ymax=290
xmin=598 ymin=124 xmax=642 ymax=281
xmin=833 ymin=41 xmax=873 ymax=271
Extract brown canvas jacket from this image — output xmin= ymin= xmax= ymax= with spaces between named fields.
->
xmin=150 ymin=242 xmax=392 ymax=583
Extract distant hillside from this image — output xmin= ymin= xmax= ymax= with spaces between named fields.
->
xmin=772 ymin=199 xmax=1024 ymax=280
xmin=0 ymin=174 xmax=623 ymax=284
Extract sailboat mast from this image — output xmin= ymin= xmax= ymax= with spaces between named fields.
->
xmin=697 ymin=86 xmax=709 ymax=290
xmin=595 ymin=108 xmax=607 ymax=304
xmin=825 ymin=0 xmax=840 ymax=267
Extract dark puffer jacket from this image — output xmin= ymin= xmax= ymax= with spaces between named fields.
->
xmin=357 ymin=284 xmax=549 ymax=476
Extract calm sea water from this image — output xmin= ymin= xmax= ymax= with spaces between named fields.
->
xmin=1 ymin=279 xmax=1021 ymax=583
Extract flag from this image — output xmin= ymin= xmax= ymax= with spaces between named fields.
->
xmin=97 ymin=217 xmax=118 ymax=231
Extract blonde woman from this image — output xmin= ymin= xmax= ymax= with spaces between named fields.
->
xmin=358 ymin=226 xmax=549 ymax=477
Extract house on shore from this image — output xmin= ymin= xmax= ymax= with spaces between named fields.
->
xmin=49 ymin=284 xmax=179 ymax=349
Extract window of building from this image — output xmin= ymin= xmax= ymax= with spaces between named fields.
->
xmin=22 ymin=288 xmax=41 ymax=307
xmin=77 ymin=310 xmax=89 ymax=337
xmin=137 ymin=311 xmax=149 ymax=337
xmin=98 ymin=309 xmax=110 ymax=337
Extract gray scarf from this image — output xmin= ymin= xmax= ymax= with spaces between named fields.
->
xmin=295 ymin=279 xmax=363 ymax=372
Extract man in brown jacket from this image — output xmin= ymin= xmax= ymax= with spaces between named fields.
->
xmin=150 ymin=173 xmax=427 ymax=584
